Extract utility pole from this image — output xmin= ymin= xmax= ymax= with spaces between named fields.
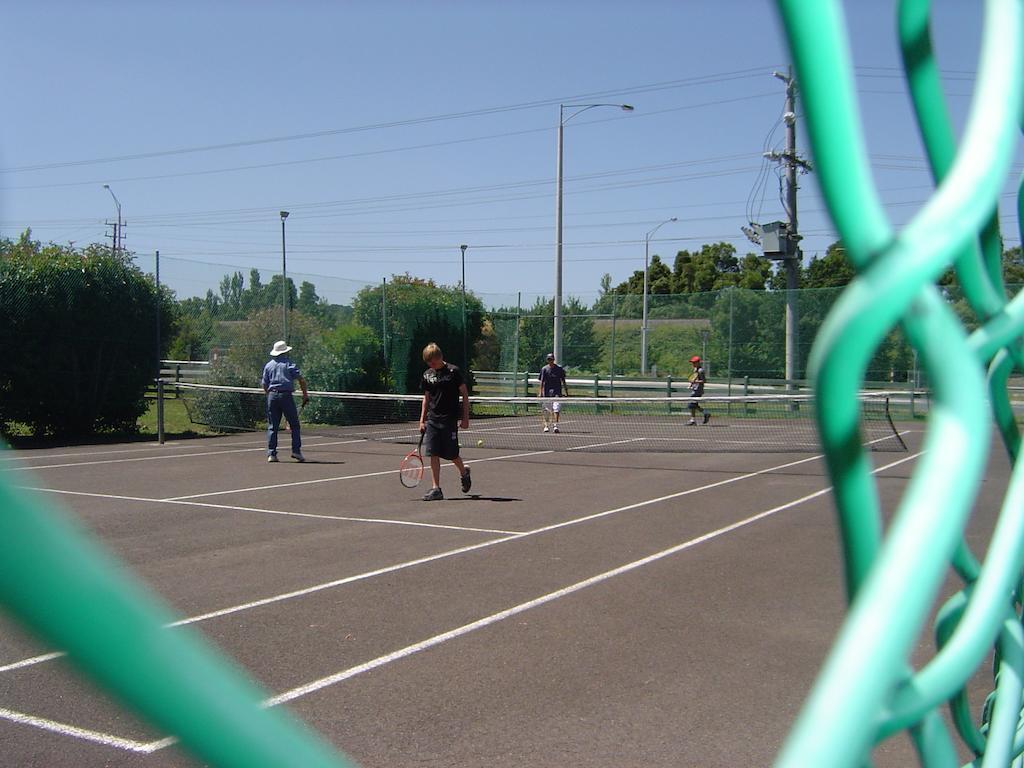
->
xmin=460 ymin=244 xmax=468 ymax=372
xmin=760 ymin=68 xmax=811 ymax=391
xmin=103 ymin=184 xmax=124 ymax=256
xmin=280 ymin=211 xmax=289 ymax=342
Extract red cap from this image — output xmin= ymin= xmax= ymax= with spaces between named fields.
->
xmin=690 ymin=356 xmax=701 ymax=363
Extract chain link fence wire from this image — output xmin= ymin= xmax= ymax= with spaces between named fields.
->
xmin=3 ymin=1 xmax=1024 ymax=762
xmin=775 ymin=0 xmax=1024 ymax=765
xmin=150 ymin=253 xmax=945 ymax=399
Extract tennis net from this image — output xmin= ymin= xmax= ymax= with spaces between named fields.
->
xmin=166 ymin=382 xmax=909 ymax=453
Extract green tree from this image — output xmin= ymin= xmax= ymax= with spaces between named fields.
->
xmin=0 ymin=234 xmax=176 ymax=437
xmin=513 ymin=296 xmax=600 ymax=373
xmin=303 ymin=323 xmax=386 ymax=392
xmin=737 ymin=254 xmax=772 ymax=289
xmin=804 ymin=241 xmax=856 ymax=288
xmin=352 ymin=274 xmax=485 ymax=393
xmin=168 ymin=312 xmax=215 ymax=361
xmin=219 ymin=271 xmax=245 ymax=319
xmin=241 ymin=269 xmax=266 ymax=315
xmin=671 ymin=243 xmax=741 ymax=292
xmin=1002 ymin=246 xmax=1024 ymax=286
xmin=206 ymin=308 xmax=323 ymax=387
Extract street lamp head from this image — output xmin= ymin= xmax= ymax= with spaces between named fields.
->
xmin=460 ymin=244 xmax=468 ymax=252
xmin=670 ymin=216 xmax=678 ymax=222
xmin=620 ymin=104 xmax=635 ymax=111
xmin=102 ymin=184 xmax=110 ymax=189
xmin=280 ymin=211 xmax=289 ymax=220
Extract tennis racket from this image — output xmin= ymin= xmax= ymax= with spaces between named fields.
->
xmin=399 ymin=431 xmax=425 ymax=488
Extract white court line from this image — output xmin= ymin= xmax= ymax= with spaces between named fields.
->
xmin=160 ymin=435 xmax=667 ymax=503
xmin=0 ymin=450 xmax=922 ymax=753
xmin=0 ymin=448 xmax=848 ymax=676
xmin=268 ymin=481 xmax=854 ymax=708
xmin=0 ymin=435 xmax=358 ymax=469
xmin=568 ymin=437 xmax=646 ymax=451
xmin=0 ymin=438 xmax=368 ymax=473
xmin=14 ymin=488 xmax=517 ymax=536
xmin=2 ymin=431 xmax=913 ymax=680
xmin=0 ymin=652 xmax=64 ymax=673
xmin=158 ymin=450 xmax=552 ymax=505
xmin=268 ymin=453 xmax=919 ymax=706
xmin=0 ymin=706 xmax=170 ymax=753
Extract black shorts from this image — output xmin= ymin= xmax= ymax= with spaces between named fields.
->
xmin=424 ymin=421 xmax=460 ymax=460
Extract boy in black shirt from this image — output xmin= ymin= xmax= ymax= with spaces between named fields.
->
xmin=418 ymin=342 xmax=472 ymax=500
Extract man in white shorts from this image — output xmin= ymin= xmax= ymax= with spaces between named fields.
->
xmin=538 ymin=352 xmax=569 ymax=433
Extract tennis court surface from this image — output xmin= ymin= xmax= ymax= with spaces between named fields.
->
xmin=0 ymin=422 xmax=1005 ymax=767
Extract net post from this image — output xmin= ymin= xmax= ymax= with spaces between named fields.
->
xmin=666 ymin=376 xmax=673 ymax=414
xmin=156 ymin=379 xmax=165 ymax=445
xmin=909 ymin=386 xmax=916 ymax=419
xmin=744 ymin=375 xmax=751 ymax=416
xmin=512 ymin=293 xmax=521 ymax=408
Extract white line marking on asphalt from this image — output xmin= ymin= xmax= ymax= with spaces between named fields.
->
xmin=268 ymin=451 xmax=922 ymax=707
xmin=161 ymin=448 xmax=555 ymax=500
xmin=0 ymin=452 xmax=922 ymax=752
xmin=2 ymin=449 xmax=913 ymax=675
xmin=0 ymin=438 xmax=367 ymax=472
xmin=0 ymin=707 xmax=167 ymax=753
xmin=14 ymin=488 xmax=518 ymax=535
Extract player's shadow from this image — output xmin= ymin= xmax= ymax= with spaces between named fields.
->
xmin=451 ymin=495 xmax=521 ymax=502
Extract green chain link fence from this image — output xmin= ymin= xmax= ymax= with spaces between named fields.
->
xmin=776 ymin=0 xmax=1024 ymax=765
xmin=2 ymin=0 xmax=1024 ymax=764
xmin=131 ymin=256 xmax=949 ymax=397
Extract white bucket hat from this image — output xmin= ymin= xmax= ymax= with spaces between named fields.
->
xmin=270 ymin=340 xmax=292 ymax=357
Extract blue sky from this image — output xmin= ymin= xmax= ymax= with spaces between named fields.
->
xmin=1 ymin=0 xmax=1014 ymax=308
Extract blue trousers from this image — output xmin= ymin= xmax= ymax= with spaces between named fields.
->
xmin=266 ymin=391 xmax=301 ymax=455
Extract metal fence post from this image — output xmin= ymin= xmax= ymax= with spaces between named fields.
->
xmin=609 ymin=293 xmax=617 ymax=398
xmin=156 ymin=379 xmax=165 ymax=445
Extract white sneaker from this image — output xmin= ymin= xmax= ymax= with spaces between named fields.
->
xmin=687 ymin=419 xmax=697 ymax=426
xmin=290 ymin=452 xmax=306 ymax=463
xmin=552 ymin=425 xmax=559 ymax=433
xmin=543 ymin=426 xmax=550 ymax=433
xmin=267 ymin=454 xmax=279 ymax=463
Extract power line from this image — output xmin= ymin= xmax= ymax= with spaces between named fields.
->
xmin=0 ymin=68 xmax=778 ymax=175
xmin=0 ymin=93 xmax=778 ymax=192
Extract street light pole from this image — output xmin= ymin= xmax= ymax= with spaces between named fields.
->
xmin=554 ymin=102 xmax=634 ymax=363
xmin=641 ymin=216 xmax=677 ymax=375
xmin=102 ymin=184 xmax=122 ymax=255
xmin=460 ymin=244 xmax=468 ymax=371
xmin=280 ymin=211 xmax=289 ymax=342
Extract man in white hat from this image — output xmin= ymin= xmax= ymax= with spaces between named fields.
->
xmin=261 ymin=340 xmax=310 ymax=462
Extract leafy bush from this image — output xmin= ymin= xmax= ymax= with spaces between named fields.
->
xmin=0 ymin=235 xmax=175 ymax=437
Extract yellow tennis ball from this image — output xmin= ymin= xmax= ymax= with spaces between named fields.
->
xmin=476 ymin=439 xmax=484 ymax=447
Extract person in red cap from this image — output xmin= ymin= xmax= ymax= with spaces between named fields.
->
xmin=687 ymin=355 xmax=710 ymax=425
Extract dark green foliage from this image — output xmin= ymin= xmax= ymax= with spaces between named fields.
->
xmin=803 ymin=242 xmax=856 ymax=288
xmin=488 ymin=296 xmax=600 ymax=374
xmin=352 ymin=275 xmax=484 ymax=394
xmin=0 ymin=234 xmax=176 ymax=437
